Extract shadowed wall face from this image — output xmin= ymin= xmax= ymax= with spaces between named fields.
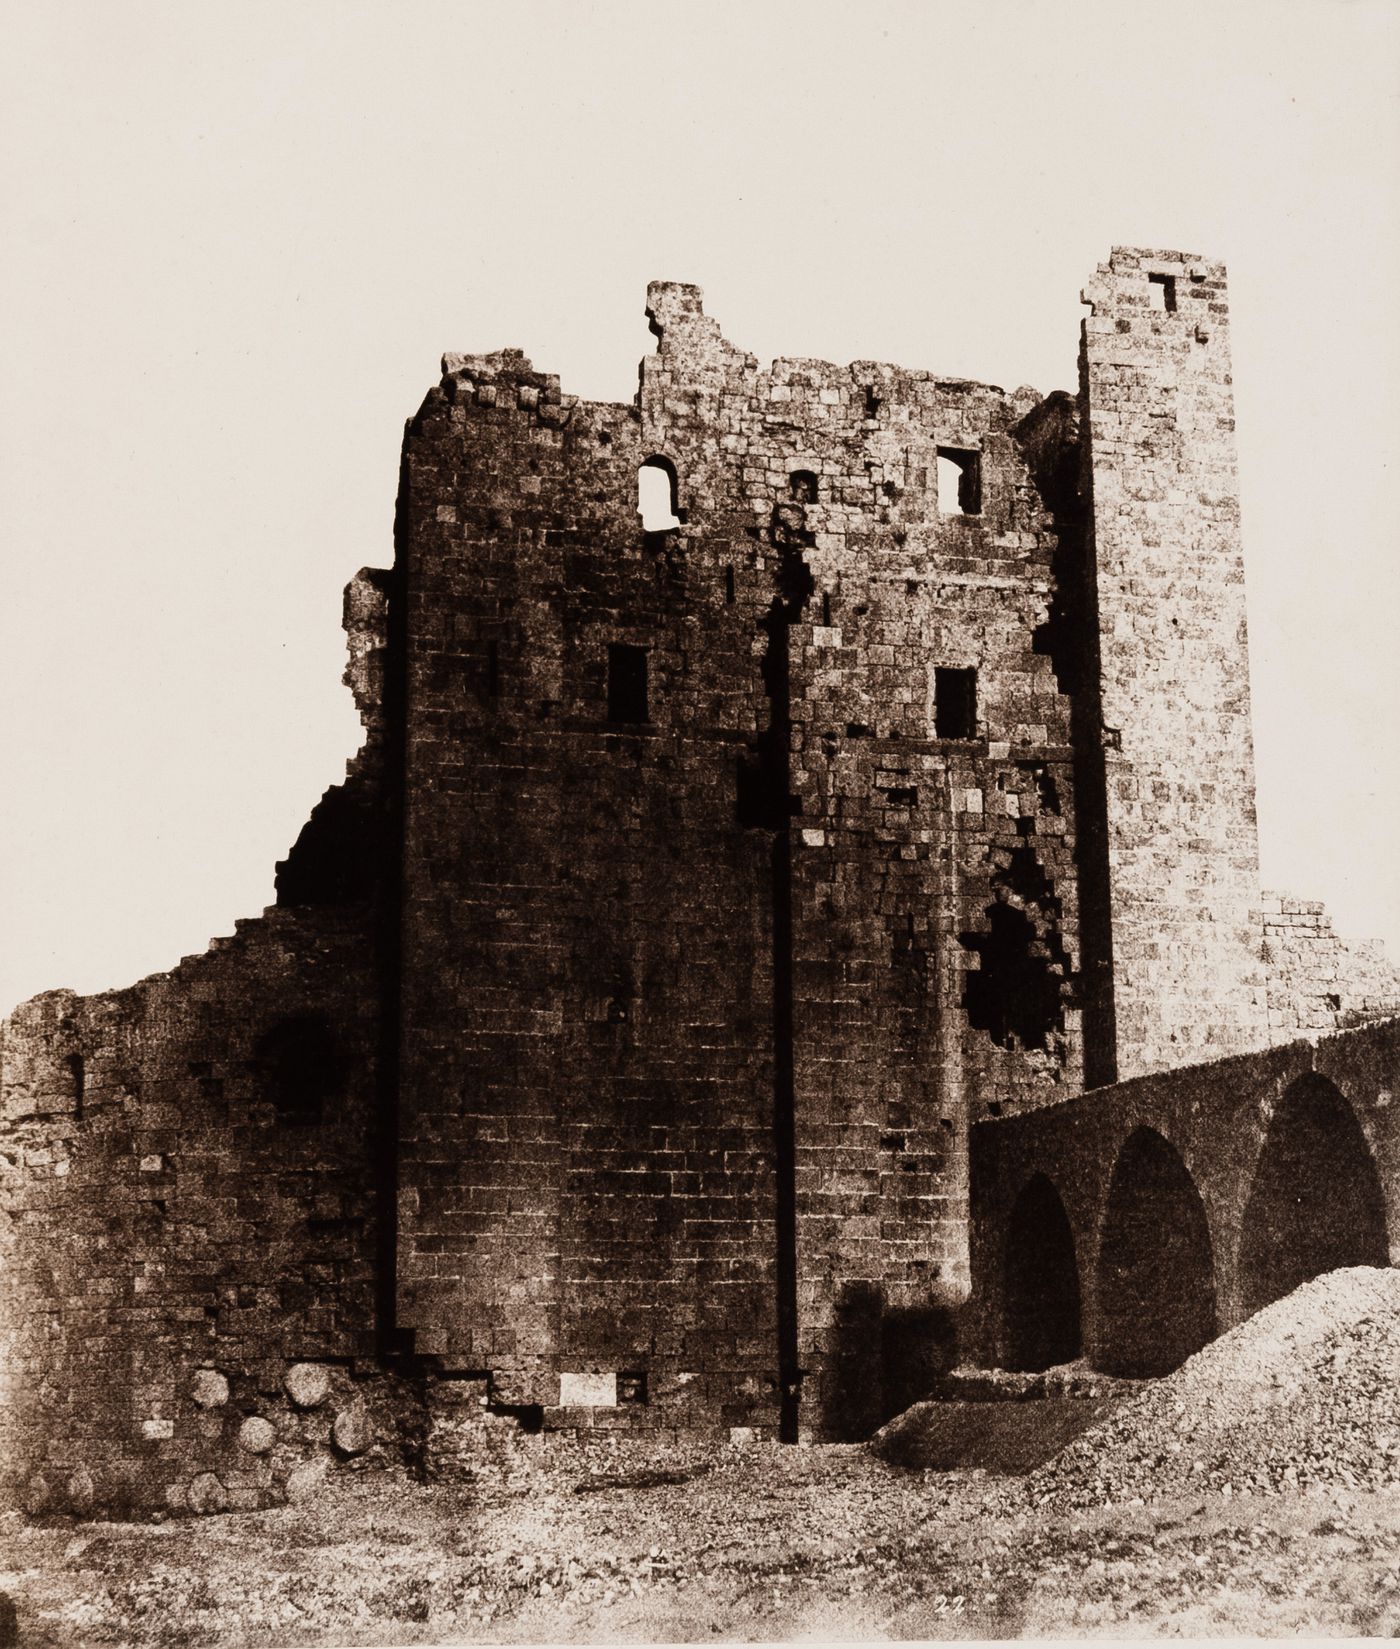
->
xmin=393 ymin=283 xmax=1086 ymax=1438
xmin=1239 ymin=1075 xmax=1388 ymax=1315
xmin=1096 ymin=1127 xmax=1216 ymax=1377
xmin=1002 ymin=1174 xmax=1081 ymax=1372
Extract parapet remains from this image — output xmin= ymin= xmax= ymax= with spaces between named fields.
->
xmin=4 ymin=247 xmax=1398 ymax=1517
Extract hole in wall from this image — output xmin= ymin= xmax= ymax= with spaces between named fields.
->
xmin=959 ymin=828 xmax=1071 ymax=1054
xmin=1147 ymin=272 xmax=1177 ymax=312
xmin=253 ymin=1015 xmax=344 ymax=1127
xmin=789 ymin=470 xmax=818 ymax=504
xmin=607 ymin=643 xmax=649 ymax=724
xmin=637 ymin=457 xmax=681 ymax=531
xmin=934 ymin=667 xmax=977 ymax=739
xmin=936 ymin=448 xmax=982 ymax=516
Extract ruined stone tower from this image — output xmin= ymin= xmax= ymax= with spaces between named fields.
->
xmin=382 ymin=245 xmax=1264 ymax=1438
xmin=9 ymin=247 xmax=1379 ymax=1518
xmin=1078 ymin=250 xmax=1267 ymax=1079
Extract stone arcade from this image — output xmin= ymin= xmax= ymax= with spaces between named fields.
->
xmin=3 ymin=248 xmax=1398 ymax=1517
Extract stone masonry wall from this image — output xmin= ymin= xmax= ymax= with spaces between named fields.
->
xmin=0 ymin=908 xmax=385 ymax=1516
xmin=1080 ymin=248 xmax=1267 ymax=1078
xmin=1262 ymin=891 xmax=1400 ymax=1039
xmin=6 ymin=247 xmax=1328 ymax=1496
xmin=394 ymin=283 xmax=1084 ymax=1440
xmin=967 ymin=1014 xmax=1400 ymax=1376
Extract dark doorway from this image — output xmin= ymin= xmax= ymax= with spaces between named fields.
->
xmin=1096 ymin=1127 xmax=1216 ymax=1376
xmin=1238 ymin=1075 xmax=1388 ymax=1316
xmin=1004 ymin=1174 xmax=1082 ymax=1371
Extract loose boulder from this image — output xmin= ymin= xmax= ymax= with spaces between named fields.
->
xmin=284 ymin=1362 xmax=331 ymax=1409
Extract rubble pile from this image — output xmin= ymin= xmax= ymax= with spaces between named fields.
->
xmin=1028 ymin=1266 xmax=1400 ymax=1508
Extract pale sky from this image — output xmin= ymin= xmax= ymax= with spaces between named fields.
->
xmin=3 ymin=0 xmax=1398 ymax=1014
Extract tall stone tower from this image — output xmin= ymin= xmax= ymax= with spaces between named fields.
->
xmin=1079 ymin=248 xmax=1267 ymax=1080
xmin=390 ymin=280 xmax=1087 ymax=1439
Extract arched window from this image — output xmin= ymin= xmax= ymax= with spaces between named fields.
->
xmin=1096 ymin=1127 xmax=1216 ymax=1376
xmin=936 ymin=447 xmax=982 ymax=516
xmin=253 ymin=1014 xmax=343 ymax=1127
xmin=1238 ymin=1075 xmax=1388 ymax=1316
xmin=788 ymin=470 xmax=818 ymax=504
xmin=1003 ymin=1174 xmax=1081 ymax=1371
xmin=637 ymin=457 xmax=681 ymax=532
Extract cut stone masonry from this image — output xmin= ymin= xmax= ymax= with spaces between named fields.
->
xmin=3 ymin=248 xmax=1396 ymax=1516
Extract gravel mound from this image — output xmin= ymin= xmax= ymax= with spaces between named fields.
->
xmin=1025 ymin=1266 xmax=1400 ymax=1508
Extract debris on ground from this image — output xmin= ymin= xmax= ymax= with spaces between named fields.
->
xmin=1027 ymin=1265 xmax=1400 ymax=1509
xmin=4 ymin=1267 xmax=1399 ymax=1643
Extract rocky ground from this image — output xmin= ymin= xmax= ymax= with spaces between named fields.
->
xmin=3 ymin=1267 xmax=1399 ymax=1644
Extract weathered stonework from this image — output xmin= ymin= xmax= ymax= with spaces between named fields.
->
xmin=3 ymin=247 xmax=1396 ymax=1514
xmin=1261 ymin=891 xmax=1400 ymax=1038
xmin=1080 ymin=249 xmax=1267 ymax=1078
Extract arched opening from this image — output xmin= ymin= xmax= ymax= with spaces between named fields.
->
xmin=1003 ymin=1174 xmax=1081 ymax=1371
xmin=936 ymin=447 xmax=982 ymax=516
xmin=788 ymin=469 xmax=818 ymax=504
xmin=1097 ymin=1127 xmax=1216 ymax=1376
xmin=637 ymin=457 xmax=680 ymax=532
xmin=1238 ymin=1075 xmax=1388 ymax=1316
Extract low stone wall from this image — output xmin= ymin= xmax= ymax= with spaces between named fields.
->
xmin=0 ymin=906 xmax=384 ymax=1518
xmin=1262 ymin=891 xmax=1400 ymax=1039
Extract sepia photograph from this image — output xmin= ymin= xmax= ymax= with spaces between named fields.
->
xmin=2 ymin=1 xmax=1399 ymax=1642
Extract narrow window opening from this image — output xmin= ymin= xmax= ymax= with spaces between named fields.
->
xmin=637 ymin=457 xmax=681 ymax=532
xmin=724 ymin=566 xmax=735 ymax=605
xmin=788 ymin=469 xmax=818 ymax=504
xmin=66 ymin=1053 xmax=85 ymax=1117
xmin=935 ymin=666 xmax=977 ymax=740
xmin=863 ymin=387 xmax=882 ymax=419
xmin=1147 ymin=272 xmax=1177 ymax=313
xmin=607 ymin=643 xmax=649 ymax=724
xmin=821 ymin=590 xmax=831 ymax=626
xmin=936 ymin=448 xmax=982 ymax=516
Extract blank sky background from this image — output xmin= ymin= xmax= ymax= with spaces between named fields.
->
xmin=2 ymin=0 xmax=1398 ymax=1013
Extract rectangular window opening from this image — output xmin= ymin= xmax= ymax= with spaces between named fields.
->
xmin=935 ymin=666 xmax=978 ymax=740
xmin=1148 ymin=272 xmax=1177 ymax=313
xmin=936 ymin=447 xmax=982 ymax=516
xmin=607 ymin=643 xmax=649 ymax=724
